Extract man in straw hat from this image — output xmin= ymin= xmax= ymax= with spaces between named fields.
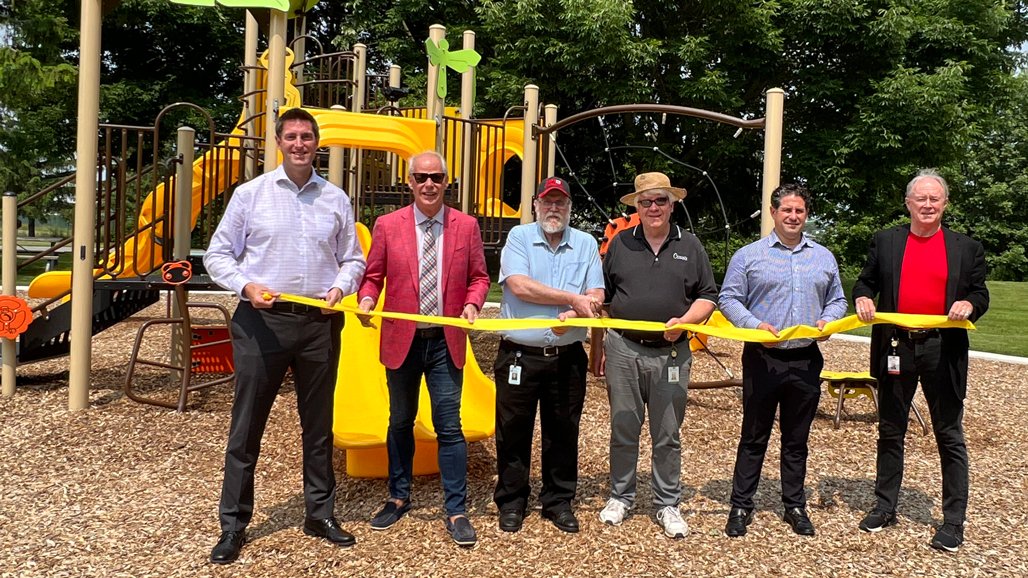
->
xmin=492 ymin=176 xmax=604 ymax=534
xmin=598 ymin=171 xmax=718 ymax=539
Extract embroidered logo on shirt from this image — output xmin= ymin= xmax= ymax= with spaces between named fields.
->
xmin=672 ymin=253 xmax=689 ymax=262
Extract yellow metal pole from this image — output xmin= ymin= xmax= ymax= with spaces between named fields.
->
xmin=761 ymin=88 xmax=785 ymax=237
xmin=520 ymin=84 xmax=540 ymax=225
xmin=2 ymin=192 xmax=17 ymax=397
xmin=263 ymin=9 xmax=287 ymax=171
xmin=68 ymin=0 xmax=103 ymax=411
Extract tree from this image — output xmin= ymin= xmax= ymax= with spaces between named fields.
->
xmin=946 ymin=73 xmax=1028 ymax=280
xmin=6 ymin=1 xmax=1027 ymax=279
xmin=1 ymin=0 xmax=245 ymax=230
xmin=0 ymin=0 xmax=78 ymax=228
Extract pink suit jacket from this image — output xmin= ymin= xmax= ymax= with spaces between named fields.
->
xmin=357 ymin=205 xmax=491 ymax=369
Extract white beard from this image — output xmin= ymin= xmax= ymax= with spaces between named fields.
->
xmin=539 ymin=216 xmax=567 ymax=235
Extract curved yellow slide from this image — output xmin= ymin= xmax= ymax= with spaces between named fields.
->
xmin=332 ymin=223 xmax=496 ymax=478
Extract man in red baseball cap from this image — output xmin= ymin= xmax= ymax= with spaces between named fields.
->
xmin=493 ymin=175 xmax=604 ymax=534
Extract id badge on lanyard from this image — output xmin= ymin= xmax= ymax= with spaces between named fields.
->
xmin=668 ymin=345 xmax=680 ymax=383
xmin=508 ymin=351 xmax=522 ymax=385
xmin=887 ymin=337 xmax=901 ymax=375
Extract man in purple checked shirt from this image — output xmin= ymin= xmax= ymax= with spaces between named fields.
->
xmin=718 ymin=183 xmax=847 ymax=539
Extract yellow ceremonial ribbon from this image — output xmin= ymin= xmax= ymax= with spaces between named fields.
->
xmin=276 ymin=293 xmax=974 ymax=344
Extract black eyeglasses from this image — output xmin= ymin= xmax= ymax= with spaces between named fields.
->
xmin=637 ymin=197 xmax=670 ymax=208
xmin=412 ymin=172 xmax=446 ymax=184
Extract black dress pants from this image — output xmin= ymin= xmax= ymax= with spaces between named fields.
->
xmin=493 ymin=340 xmax=587 ymax=515
xmin=874 ymin=331 xmax=968 ymax=525
xmin=218 ymin=302 xmax=344 ymax=531
xmin=730 ymin=342 xmax=823 ymax=510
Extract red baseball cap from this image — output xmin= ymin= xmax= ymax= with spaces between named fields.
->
xmin=535 ymin=177 xmax=571 ymax=198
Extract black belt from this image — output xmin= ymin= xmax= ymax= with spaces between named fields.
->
xmin=268 ymin=301 xmax=321 ymax=314
xmin=895 ymin=328 xmax=941 ymax=341
xmin=501 ymin=339 xmax=580 ymax=358
xmin=414 ymin=326 xmax=445 ymax=339
xmin=611 ymin=328 xmax=687 ymax=348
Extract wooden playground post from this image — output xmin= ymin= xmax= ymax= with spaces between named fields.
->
xmin=263 ymin=9 xmax=287 ymax=171
xmin=519 ymin=85 xmax=540 ymax=224
xmin=388 ymin=65 xmax=401 ymax=185
xmin=2 ymin=192 xmax=16 ymax=397
xmin=243 ymin=10 xmax=259 ymax=180
xmin=544 ymin=104 xmax=558 ymax=177
xmin=68 ymin=0 xmax=102 ymax=411
xmin=427 ymin=25 xmax=446 ymax=152
xmin=170 ymin=127 xmax=195 ymax=381
xmin=348 ymin=44 xmax=367 ymax=199
xmin=459 ymin=30 xmax=476 ymax=213
xmin=292 ymin=16 xmax=306 ymax=103
xmin=761 ymin=88 xmax=785 ymax=237
xmin=328 ymin=105 xmax=346 ymax=189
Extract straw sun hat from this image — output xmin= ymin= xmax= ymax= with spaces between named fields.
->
xmin=619 ymin=172 xmax=687 ymax=205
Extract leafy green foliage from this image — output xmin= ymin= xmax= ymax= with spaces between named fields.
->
xmin=1 ymin=0 xmax=243 ymax=227
xmin=3 ymin=0 xmax=1026 ymax=281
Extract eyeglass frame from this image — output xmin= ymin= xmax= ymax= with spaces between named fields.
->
xmin=534 ymin=196 xmax=571 ymax=208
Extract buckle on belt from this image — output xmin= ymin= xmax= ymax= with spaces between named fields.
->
xmin=541 ymin=345 xmax=558 ymax=357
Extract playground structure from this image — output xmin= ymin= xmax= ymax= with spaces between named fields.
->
xmin=0 ymin=5 xmax=784 ymax=476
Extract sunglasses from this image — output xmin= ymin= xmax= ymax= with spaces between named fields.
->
xmin=412 ymin=172 xmax=446 ymax=184
xmin=637 ymin=197 xmax=670 ymax=208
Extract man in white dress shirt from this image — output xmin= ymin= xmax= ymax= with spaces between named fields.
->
xmin=204 ymin=108 xmax=366 ymax=564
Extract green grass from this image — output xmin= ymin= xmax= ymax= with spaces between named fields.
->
xmin=841 ymin=279 xmax=1026 ymax=358
xmin=5 ymin=252 xmax=73 ymax=286
xmin=487 ymin=281 xmax=503 ymax=303
xmin=966 ymin=281 xmax=1027 ymax=357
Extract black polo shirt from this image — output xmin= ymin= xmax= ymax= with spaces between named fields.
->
xmin=603 ymin=224 xmax=718 ymax=342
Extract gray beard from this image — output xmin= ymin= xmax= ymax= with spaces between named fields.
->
xmin=540 ymin=218 xmax=566 ymax=235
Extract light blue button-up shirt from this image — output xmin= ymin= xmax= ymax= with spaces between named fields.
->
xmin=498 ymin=223 xmax=604 ymax=347
xmin=718 ymin=230 xmax=847 ymax=349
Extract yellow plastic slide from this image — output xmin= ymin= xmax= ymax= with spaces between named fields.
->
xmin=333 ymin=223 xmax=496 ymax=478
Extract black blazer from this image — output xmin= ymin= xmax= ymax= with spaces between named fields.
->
xmin=852 ymin=225 xmax=989 ymax=398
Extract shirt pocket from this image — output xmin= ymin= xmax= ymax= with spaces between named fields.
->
xmin=558 ymin=260 xmax=588 ymax=293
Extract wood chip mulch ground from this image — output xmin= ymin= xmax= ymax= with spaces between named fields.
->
xmin=1 ymin=295 xmax=1026 ymax=577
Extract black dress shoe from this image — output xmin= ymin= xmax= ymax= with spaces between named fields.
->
xmin=724 ymin=507 xmax=754 ymax=537
xmin=303 ymin=517 xmax=357 ymax=547
xmin=210 ymin=530 xmax=245 ymax=564
xmin=783 ymin=507 xmax=815 ymax=536
xmin=542 ymin=509 xmax=580 ymax=533
xmin=498 ymin=509 xmax=524 ymax=533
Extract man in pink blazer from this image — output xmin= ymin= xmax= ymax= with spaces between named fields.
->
xmin=357 ymin=150 xmax=490 ymax=547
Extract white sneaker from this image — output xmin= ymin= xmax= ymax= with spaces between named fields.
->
xmin=599 ymin=498 xmax=629 ymax=526
xmin=657 ymin=505 xmax=688 ymax=539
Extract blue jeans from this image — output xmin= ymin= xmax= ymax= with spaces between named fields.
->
xmin=385 ymin=334 xmax=467 ymax=516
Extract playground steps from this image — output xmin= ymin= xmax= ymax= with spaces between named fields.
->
xmin=17 ymin=287 xmax=161 ymax=364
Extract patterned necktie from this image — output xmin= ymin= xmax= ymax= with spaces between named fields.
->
xmin=419 ymin=219 xmax=439 ymax=316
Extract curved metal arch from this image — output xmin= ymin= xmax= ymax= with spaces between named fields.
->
xmin=536 ymin=104 xmax=764 ymax=136
xmin=153 ymin=102 xmax=218 ymax=146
